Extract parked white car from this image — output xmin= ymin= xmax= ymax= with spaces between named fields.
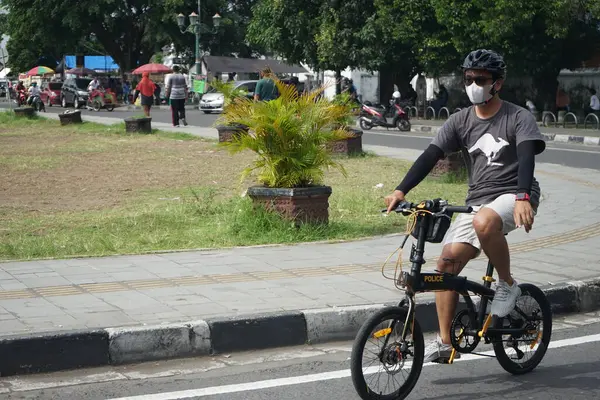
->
xmin=199 ymin=80 xmax=257 ymax=114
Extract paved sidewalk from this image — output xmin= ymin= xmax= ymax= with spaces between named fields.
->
xmin=1 ymin=136 xmax=600 ymax=336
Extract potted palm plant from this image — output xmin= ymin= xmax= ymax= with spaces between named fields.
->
xmin=210 ymin=80 xmax=251 ymax=142
xmin=328 ymin=92 xmax=363 ymax=155
xmin=218 ymin=78 xmax=352 ymax=224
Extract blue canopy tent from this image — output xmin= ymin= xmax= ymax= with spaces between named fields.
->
xmin=65 ymin=56 xmax=120 ymax=72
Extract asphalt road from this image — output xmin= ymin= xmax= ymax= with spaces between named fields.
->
xmin=2 ymin=312 xmax=600 ymax=400
xmin=362 ymin=130 xmax=600 ymax=171
xmin=3 ymin=104 xmax=600 ymax=170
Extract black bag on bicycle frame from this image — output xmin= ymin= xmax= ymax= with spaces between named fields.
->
xmin=411 ymin=211 xmax=452 ymax=243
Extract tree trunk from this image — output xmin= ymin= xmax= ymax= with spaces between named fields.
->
xmin=335 ymin=69 xmax=342 ymax=95
xmin=379 ymin=65 xmax=412 ymax=105
xmin=533 ymin=68 xmax=561 ymax=112
xmin=379 ymin=68 xmax=393 ymax=105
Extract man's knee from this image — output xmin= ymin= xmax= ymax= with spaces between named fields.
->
xmin=436 ymin=257 xmax=462 ymax=274
xmin=436 ymin=244 xmax=476 ymax=274
xmin=473 ymin=208 xmax=503 ymax=240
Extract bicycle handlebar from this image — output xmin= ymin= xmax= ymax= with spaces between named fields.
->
xmin=382 ymin=199 xmax=473 ymax=215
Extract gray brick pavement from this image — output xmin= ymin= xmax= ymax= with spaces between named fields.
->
xmin=0 ymin=140 xmax=599 ymax=336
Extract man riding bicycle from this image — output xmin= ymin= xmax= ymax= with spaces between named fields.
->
xmin=384 ymin=49 xmax=546 ymax=363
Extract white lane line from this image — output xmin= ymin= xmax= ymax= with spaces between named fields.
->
xmin=106 ymin=333 xmax=600 ymax=400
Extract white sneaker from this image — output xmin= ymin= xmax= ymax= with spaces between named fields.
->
xmin=423 ymin=334 xmax=460 ymax=363
xmin=490 ymin=279 xmax=521 ymax=318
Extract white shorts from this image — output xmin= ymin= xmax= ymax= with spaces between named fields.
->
xmin=443 ymin=193 xmax=527 ymax=251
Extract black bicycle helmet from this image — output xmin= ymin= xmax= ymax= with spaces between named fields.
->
xmin=462 ymin=49 xmax=506 ymax=78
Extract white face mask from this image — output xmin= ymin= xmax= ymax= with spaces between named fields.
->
xmin=465 ymin=82 xmax=496 ymax=105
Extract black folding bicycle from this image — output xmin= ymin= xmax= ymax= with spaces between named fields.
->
xmin=350 ymin=198 xmax=552 ymax=400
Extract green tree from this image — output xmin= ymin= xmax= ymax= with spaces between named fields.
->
xmin=2 ymin=0 xmax=81 ymax=72
xmin=3 ymin=0 xmax=262 ymax=74
xmin=431 ymin=0 xmax=600 ymax=109
xmin=163 ymin=0 xmax=263 ymax=62
xmin=247 ymin=0 xmax=322 ymax=68
xmin=367 ymin=0 xmax=459 ymax=102
xmin=248 ymin=0 xmax=375 ymax=94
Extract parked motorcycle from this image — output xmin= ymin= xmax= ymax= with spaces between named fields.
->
xmin=87 ymin=88 xmax=115 ymax=112
xmin=359 ymin=97 xmax=411 ymax=131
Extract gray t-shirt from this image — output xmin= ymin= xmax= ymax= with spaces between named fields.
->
xmin=432 ymin=101 xmax=546 ymax=206
xmin=166 ymin=74 xmax=187 ymax=100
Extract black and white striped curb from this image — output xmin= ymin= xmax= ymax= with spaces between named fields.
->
xmin=1 ymin=278 xmax=599 ymax=377
xmin=542 ymin=133 xmax=600 ymax=146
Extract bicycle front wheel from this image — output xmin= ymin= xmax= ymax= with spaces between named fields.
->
xmin=492 ymin=283 xmax=552 ymax=375
xmin=350 ymin=306 xmax=424 ymax=400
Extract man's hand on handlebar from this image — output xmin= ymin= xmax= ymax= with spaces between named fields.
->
xmin=384 ymin=190 xmax=406 ymax=214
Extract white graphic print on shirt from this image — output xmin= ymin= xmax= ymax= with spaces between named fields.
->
xmin=468 ymin=133 xmax=509 ymax=166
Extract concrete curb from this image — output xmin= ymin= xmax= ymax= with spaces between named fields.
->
xmin=1 ymin=277 xmax=599 ymax=377
xmin=409 ymin=124 xmax=600 ymax=146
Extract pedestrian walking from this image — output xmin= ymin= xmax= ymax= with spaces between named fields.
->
xmin=134 ymin=72 xmax=156 ymax=117
xmin=166 ymin=66 xmax=189 ymax=127
xmin=122 ymin=81 xmax=131 ymax=104
xmin=254 ymin=66 xmax=278 ymax=102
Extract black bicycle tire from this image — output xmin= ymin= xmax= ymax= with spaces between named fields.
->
xmin=350 ymin=306 xmax=424 ymax=400
xmin=492 ymin=283 xmax=552 ymax=375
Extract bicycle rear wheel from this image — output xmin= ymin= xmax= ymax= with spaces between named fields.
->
xmin=350 ymin=306 xmax=424 ymax=400
xmin=492 ymin=283 xmax=552 ymax=375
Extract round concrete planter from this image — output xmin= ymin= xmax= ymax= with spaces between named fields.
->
xmin=13 ymin=107 xmax=35 ymax=118
xmin=58 ymin=110 xmax=82 ymax=126
xmin=431 ymin=151 xmax=466 ymax=177
xmin=124 ymin=117 xmax=152 ymax=134
xmin=327 ymin=127 xmax=363 ymax=155
xmin=247 ymin=185 xmax=333 ymax=225
xmin=216 ymin=124 xmax=249 ymax=142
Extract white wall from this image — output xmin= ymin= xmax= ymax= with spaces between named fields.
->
xmin=314 ymin=67 xmax=379 ymax=103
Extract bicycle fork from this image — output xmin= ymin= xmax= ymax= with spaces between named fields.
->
xmin=376 ymin=295 xmax=416 ymax=362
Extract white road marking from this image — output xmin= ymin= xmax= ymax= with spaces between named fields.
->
xmin=106 ymin=333 xmax=600 ymax=400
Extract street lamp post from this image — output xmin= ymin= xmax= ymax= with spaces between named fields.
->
xmin=176 ymin=0 xmax=221 ymax=76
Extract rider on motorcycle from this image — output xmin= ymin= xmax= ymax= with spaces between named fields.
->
xmin=392 ymin=90 xmax=402 ymax=105
xmin=87 ymin=77 xmax=101 ymax=93
xmin=27 ymin=82 xmax=42 ymax=105
xmin=15 ymin=81 xmax=25 ymax=92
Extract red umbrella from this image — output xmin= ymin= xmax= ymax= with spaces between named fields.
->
xmin=131 ymin=63 xmax=172 ymax=74
xmin=66 ymin=67 xmax=96 ymax=76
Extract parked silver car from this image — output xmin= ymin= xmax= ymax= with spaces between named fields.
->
xmin=199 ymin=80 xmax=257 ymax=114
